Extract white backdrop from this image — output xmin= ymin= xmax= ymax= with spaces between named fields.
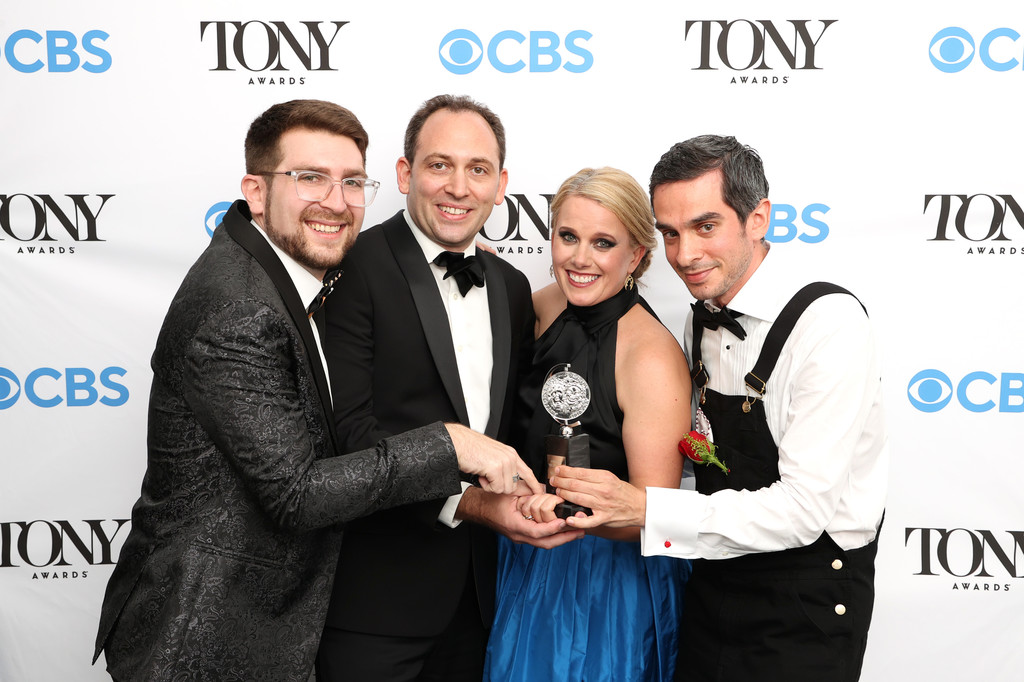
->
xmin=2 ymin=1 xmax=1022 ymax=680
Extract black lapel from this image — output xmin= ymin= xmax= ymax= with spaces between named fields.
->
xmin=382 ymin=214 xmax=468 ymax=425
xmin=382 ymin=214 xmax=471 ymax=425
xmin=479 ymin=252 xmax=511 ymax=438
xmin=223 ymin=200 xmax=338 ymax=452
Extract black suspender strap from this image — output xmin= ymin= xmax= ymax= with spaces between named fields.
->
xmin=690 ymin=312 xmax=709 ymax=389
xmin=689 ymin=282 xmax=866 ymax=399
xmin=743 ymin=282 xmax=866 ymax=396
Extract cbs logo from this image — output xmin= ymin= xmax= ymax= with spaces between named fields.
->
xmin=907 ymin=369 xmax=1024 ymax=413
xmin=766 ymin=203 xmax=830 ymax=244
xmin=929 ymin=26 xmax=1021 ymax=73
xmin=0 ymin=367 xmax=128 ymax=409
xmin=439 ymin=28 xmax=592 ymax=74
xmin=3 ymin=29 xmax=111 ymax=73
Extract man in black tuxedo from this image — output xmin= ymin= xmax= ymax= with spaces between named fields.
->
xmin=93 ymin=99 xmax=539 ymax=682
xmin=317 ymin=95 xmax=580 ymax=682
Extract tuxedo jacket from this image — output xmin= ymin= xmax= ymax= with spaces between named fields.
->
xmin=323 ymin=211 xmax=535 ymax=637
xmin=93 ymin=201 xmax=461 ymax=681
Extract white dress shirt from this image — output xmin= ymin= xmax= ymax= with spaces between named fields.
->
xmin=251 ymin=220 xmax=331 ymax=396
xmin=642 ymin=248 xmax=889 ymax=559
xmin=404 ymin=211 xmax=493 ymax=527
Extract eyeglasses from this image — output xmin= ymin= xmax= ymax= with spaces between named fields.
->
xmin=259 ymin=170 xmax=380 ymax=207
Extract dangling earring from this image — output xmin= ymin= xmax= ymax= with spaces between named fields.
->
xmin=624 ymin=273 xmax=635 ymax=291
xmin=549 ymin=265 xmax=554 ymax=278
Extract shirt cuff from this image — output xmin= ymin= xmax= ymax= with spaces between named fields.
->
xmin=437 ymin=481 xmax=473 ymax=528
xmin=641 ymin=486 xmax=704 ymax=558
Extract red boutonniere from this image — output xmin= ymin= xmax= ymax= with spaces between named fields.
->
xmin=678 ymin=431 xmax=730 ymax=474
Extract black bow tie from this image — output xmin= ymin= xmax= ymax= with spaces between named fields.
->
xmin=691 ymin=301 xmax=746 ymax=340
xmin=433 ymin=251 xmax=485 ymax=296
xmin=306 ymin=268 xmax=343 ymax=317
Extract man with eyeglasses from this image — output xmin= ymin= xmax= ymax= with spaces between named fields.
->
xmin=93 ymin=99 xmax=541 ymax=682
xmin=315 ymin=95 xmax=581 ymax=682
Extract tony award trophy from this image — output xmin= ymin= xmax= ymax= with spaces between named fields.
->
xmin=541 ymin=363 xmax=592 ymax=518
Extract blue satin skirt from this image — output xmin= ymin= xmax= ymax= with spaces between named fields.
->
xmin=484 ymin=534 xmax=690 ymax=682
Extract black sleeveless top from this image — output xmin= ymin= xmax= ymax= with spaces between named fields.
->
xmin=517 ymin=286 xmax=655 ymax=483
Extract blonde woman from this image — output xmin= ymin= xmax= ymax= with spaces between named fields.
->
xmin=484 ymin=168 xmax=692 ymax=681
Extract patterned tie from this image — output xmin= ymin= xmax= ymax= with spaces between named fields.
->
xmin=433 ymin=251 xmax=485 ymax=296
xmin=306 ymin=268 xmax=343 ymax=317
xmin=307 ymin=268 xmax=343 ymax=348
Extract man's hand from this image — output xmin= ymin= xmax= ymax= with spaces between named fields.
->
xmin=549 ymin=465 xmax=647 ymax=529
xmin=445 ymin=423 xmax=543 ymax=496
xmin=457 ymin=488 xmax=584 ymax=549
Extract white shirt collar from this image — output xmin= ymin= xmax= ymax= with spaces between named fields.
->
xmin=729 ymin=242 xmax=841 ymax=324
xmin=719 ymin=244 xmax=787 ymax=324
xmin=402 ymin=209 xmax=478 ymax=263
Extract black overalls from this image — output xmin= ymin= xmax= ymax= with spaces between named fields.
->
xmin=677 ymin=283 xmax=878 ymax=682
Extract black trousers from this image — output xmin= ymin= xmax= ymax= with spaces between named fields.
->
xmin=315 ymin=576 xmax=487 ymax=682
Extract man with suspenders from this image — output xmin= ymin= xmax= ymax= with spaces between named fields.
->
xmin=552 ymin=135 xmax=889 ymax=682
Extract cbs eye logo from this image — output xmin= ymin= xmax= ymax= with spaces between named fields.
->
xmin=907 ymin=369 xmax=953 ymax=412
xmin=439 ymin=29 xmax=484 ymax=75
xmin=206 ymin=201 xmax=233 ymax=237
xmin=0 ymin=367 xmax=20 ymax=409
xmin=929 ymin=26 xmax=1021 ymax=73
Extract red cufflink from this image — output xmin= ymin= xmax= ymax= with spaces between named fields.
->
xmin=664 ymin=540 xmax=672 ymax=548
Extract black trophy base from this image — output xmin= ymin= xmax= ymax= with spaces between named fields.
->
xmin=555 ymin=502 xmax=592 ymax=519
xmin=545 ymin=432 xmax=592 ymax=518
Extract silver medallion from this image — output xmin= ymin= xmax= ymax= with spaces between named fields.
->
xmin=541 ymin=364 xmax=591 ymax=436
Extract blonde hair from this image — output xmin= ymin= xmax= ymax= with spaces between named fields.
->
xmin=550 ymin=167 xmax=657 ymax=279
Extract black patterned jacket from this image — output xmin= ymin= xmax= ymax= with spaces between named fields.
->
xmin=93 ymin=200 xmax=460 ymax=681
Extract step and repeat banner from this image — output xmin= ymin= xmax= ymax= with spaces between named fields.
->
xmin=1 ymin=1 xmax=1021 ymax=680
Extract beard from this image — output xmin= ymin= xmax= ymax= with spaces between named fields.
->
xmin=263 ymin=191 xmax=358 ymax=273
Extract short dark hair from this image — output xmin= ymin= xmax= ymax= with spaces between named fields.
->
xmin=649 ymin=135 xmax=769 ymax=223
xmin=244 ymin=99 xmax=369 ymax=174
xmin=403 ymin=94 xmax=506 ymax=168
